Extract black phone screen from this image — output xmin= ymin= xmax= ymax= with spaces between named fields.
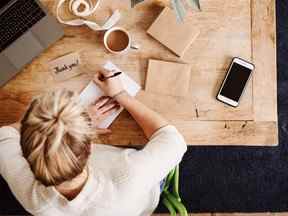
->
xmin=220 ymin=62 xmax=252 ymax=102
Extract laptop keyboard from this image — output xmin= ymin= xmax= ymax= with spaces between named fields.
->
xmin=0 ymin=0 xmax=46 ymax=52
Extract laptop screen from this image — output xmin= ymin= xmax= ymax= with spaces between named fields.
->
xmin=0 ymin=0 xmax=13 ymax=10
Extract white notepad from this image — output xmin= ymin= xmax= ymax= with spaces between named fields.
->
xmin=79 ymin=61 xmax=141 ymax=129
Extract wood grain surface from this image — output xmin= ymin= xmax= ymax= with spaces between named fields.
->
xmin=0 ymin=0 xmax=278 ymax=146
xmin=251 ymin=0 xmax=278 ymax=122
xmin=105 ymin=109 xmax=278 ymax=146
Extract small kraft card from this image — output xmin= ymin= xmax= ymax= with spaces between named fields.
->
xmin=48 ymin=52 xmax=83 ymax=81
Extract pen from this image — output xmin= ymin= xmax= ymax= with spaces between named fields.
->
xmin=99 ymin=71 xmax=122 ymax=81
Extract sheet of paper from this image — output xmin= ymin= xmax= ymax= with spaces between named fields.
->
xmin=48 ymin=52 xmax=83 ymax=81
xmin=79 ymin=61 xmax=141 ymax=128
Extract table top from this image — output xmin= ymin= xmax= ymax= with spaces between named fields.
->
xmin=0 ymin=0 xmax=278 ymax=146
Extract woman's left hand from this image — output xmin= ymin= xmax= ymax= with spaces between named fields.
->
xmin=88 ymin=96 xmax=120 ymax=134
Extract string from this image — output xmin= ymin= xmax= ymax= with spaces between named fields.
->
xmin=56 ymin=0 xmax=121 ymax=31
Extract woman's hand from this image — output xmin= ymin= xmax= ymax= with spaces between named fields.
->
xmin=93 ymin=70 xmax=125 ymax=97
xmin=88 ymin=96 xmax=120 ymax=134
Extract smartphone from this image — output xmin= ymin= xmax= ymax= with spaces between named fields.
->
xmin=217 ymin=57 xmax=254 ymax=107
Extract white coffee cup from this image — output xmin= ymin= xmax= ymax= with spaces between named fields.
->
xmin=104 ymin=27 xmax=138 ymax=54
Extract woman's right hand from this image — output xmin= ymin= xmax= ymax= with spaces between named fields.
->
xmin=93 ymin=70 xmax=125 ymax=97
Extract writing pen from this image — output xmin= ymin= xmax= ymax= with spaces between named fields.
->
xmin=99 ymin=71 xmax=122 ymax=81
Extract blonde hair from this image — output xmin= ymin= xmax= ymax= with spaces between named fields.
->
xmin=20 ymin=90 xmax=93 ymax=186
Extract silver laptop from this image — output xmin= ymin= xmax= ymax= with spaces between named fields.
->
xmin=0 ymin=0 xmax=64 ymax=86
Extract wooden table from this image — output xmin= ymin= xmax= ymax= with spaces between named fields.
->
xmin=0 ymin=0 xmax=277 ymax=146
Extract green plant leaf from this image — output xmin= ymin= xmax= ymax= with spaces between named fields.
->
xmin=131 ymin=0 xmax=201 ymax=21
xmin=162 ymin=197 xmax=177 ymax=216
xmin=163 ymin=191 xmax=188 ymax=216
xmin=171 ymin=0 xmax=186 ymax=22
xmin=172 ymin=165 xmax=181 ymax=202
xmin=186 ymin=0 xmax=201 ymax=10
xmin=131 ymin=0 xmax=145 ymax=7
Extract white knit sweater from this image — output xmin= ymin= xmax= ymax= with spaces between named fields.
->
xmin=0 ymin=125 xmax=187 ymax=216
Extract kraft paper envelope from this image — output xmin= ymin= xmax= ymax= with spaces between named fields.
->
xmin=79 ymin=61 xmax=141 ymax=129
xmin=145 ymin=59 xmax=191 ymax=97
xmin=147 ymin=7 xmax=200 ymax=58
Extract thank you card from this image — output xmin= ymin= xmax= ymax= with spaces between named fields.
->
xmin=48 ymin=52 xmax=82 ymax=81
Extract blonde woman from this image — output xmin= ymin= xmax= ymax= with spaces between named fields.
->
xmin=0 ymin=69 xmax=187 ymax=216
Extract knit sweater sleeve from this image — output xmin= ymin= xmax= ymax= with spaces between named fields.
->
xmin=0 ymin=126 xmax=45 ymax=213
xmin=122 ymin=125 xmax=187 ymax=189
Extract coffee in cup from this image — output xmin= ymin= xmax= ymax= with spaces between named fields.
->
xmin=104 ymin=27 xmax=137 ymax=54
